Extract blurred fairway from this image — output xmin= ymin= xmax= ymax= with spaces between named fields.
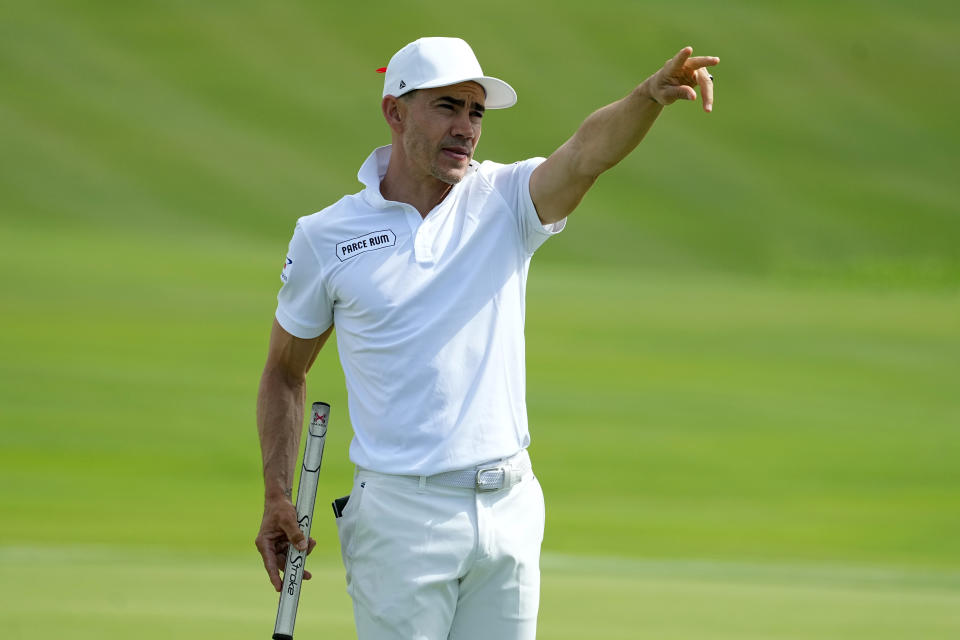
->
xmin=2 ymin=0 xmax=959 ymax=638
xmin=2 ymin=547 xmax=959 ymax=639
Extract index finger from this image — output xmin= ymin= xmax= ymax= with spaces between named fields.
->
xmin=685 ymin=55 xmax=720 ymax=71
xmin=255 ymin=536 xmax=284 ymax=592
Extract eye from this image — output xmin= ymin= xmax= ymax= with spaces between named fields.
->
xmin=471 ymin=110 xmax=484 ymax=119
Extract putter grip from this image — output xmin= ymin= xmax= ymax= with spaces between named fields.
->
xmin=273 ymin=401 xmax=329 ymax=640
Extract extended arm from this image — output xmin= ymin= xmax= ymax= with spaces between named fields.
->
xmin=530 ymin=46 xmax=719 ymax=224
xmin=255 ymin=318 xmax=333 ymax=591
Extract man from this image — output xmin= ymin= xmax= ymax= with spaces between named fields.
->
xmin=256 ymin=37 xmax=718 ymax=639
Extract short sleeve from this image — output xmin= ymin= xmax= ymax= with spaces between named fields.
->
xmin=275 ymin=221 xmax=333 ymax=339
xmin=481 ymin=157 xmax=566 ymax=255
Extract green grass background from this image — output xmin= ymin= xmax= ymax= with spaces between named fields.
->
xmin=1 ymin=1 xmax=959 ymax=638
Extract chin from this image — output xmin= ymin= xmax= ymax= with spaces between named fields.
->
xmin=432 ymin=167 xmax=466 ymax=186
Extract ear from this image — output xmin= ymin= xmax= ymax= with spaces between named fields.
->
xmin=382 ymin=96 xmax=405 ymax=134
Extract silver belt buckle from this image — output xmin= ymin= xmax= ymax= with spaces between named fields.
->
xmin=475 ymin=466 xmax=504 ymax=491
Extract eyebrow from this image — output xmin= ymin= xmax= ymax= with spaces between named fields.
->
xmin=436 ymin=96 xmax=486 ymax=113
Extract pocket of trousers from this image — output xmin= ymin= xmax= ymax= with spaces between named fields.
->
xmin=335 ymin=477 xmax=367 ymax=569
xmin=332 ymin=495 xmax=350 ymax=518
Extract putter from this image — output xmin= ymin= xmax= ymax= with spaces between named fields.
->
xmin=273 ymin=401 xmax=330 ymax=640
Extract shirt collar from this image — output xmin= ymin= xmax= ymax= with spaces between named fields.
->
xmin=358 ymin=145 xmax=393 ymax=209
xmin=358 ymin=144 xmax=480 ymax=210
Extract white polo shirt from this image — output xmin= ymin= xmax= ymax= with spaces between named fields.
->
xmin=276 ymin=145 xmax=564 ymax=475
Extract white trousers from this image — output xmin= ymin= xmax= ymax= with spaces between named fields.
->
xmin=335 ymin=451 xmax=545 ymax=640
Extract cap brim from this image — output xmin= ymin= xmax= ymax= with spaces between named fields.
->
xmin=414 ymin=75 xmax=517 ymax=109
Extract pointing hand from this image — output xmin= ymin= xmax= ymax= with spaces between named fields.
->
xmin=645 ymin=46 xmax=719 ymax=112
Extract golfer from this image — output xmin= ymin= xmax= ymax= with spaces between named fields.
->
xmin=256 ymin=37 xmax=718 ymax=639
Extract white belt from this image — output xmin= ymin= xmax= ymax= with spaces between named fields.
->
xmin=424 ymin=450 xmax=531 ymax=492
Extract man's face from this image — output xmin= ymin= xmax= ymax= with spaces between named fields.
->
xmin=398 ymin=82 xmax=486 ymax=185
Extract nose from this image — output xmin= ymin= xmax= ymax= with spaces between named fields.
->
xmin=450 ymin=109 xmax=476 ymax=141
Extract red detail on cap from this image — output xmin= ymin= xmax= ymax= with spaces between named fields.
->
xmin=375 ymin=67 xmax=387 ymax=73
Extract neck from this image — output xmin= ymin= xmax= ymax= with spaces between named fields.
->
xmin=379 ymin=148 xmax=456 ymax=218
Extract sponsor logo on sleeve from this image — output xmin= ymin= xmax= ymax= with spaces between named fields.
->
xmin=336 ymin=230 xmax=397 ymax=262
xmin=280 ymin=256 xmax=293 ymax=282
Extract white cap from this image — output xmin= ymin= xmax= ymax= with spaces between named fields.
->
xmin=380 ymin=37 xmax=517 ymax=109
